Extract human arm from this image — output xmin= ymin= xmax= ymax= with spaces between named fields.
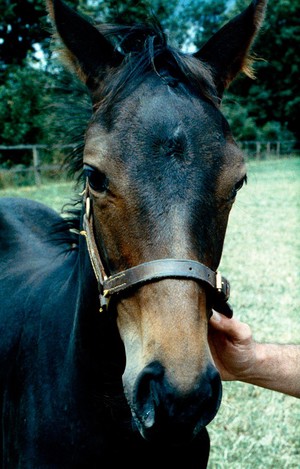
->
xmin=208 ymin=311 xmax=300 ymax=398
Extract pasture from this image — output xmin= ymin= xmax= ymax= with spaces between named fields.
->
xmin=1 ymin=157 xmax=299 ymax=468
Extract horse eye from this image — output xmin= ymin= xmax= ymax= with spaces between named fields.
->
xmin=231 ymin=175 xmax=247 ymax=199
xmin=83 ymin=164 xmax=108 ymax=192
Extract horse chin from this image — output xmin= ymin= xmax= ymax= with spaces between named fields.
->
xmin=132 ymin=412 xmax=214 ymax=446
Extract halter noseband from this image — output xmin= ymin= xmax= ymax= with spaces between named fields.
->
xmin=81 ymin=185 xmax=233 ymax=318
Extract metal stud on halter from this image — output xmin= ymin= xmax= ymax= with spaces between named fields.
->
xmin=85 ymin=196 xmax=91 ymax=220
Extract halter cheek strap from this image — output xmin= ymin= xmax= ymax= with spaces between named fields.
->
xmin=80 ymin=193 xmax=109 ymax=312
xmin=80 ymin=184 xmax=233 ymax=318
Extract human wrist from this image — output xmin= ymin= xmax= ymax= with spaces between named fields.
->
xmin=236 ymin=341 xmax=264 ymax=384
xmin=237 ymin=342 xmax=300 ymax=397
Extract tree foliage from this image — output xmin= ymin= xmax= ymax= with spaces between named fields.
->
xmin=0 ymin=0 xmax=96 ymax=78
xmin=0 ymin=67 xmax=52 ymax=145
xmin=224 ymin=0 xmax=300 ymax=140
xmin=0 ymin=0 xmax=49 ymax=72
xmin=171 ymin=0 xmax=227 ymax=50
xmin=0 ymin=0 xmax=298 ymax=161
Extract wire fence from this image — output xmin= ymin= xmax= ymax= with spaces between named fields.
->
xmin=0 ymin=141 xmax=299 ymax=188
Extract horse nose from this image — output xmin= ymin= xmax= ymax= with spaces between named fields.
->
xmin=132 ymin=361 xmax=222 ymax=444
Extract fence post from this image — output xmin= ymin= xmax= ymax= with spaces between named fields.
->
xmin=276 ymin=141 xmax=280 ymax=156
xmin=256 ymin=142 xmax=261 ymax=159
xmin=32 ymin=146 xmax=41 ymax=186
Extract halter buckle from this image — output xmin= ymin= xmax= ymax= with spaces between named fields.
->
xmin=215 ymin=272 xmax=230 ymax=303
xmin=216 ymin=271 xmax=222 ymax=291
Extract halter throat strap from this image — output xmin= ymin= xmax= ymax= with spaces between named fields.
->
xmin=81 ymin=185 xmax=232 ymax=318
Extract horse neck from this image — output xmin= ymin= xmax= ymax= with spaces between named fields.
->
xmin=67 ymin=234 xmax=125 ymax=390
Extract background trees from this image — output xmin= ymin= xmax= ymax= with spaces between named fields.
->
xmin=0 ymin=0 xmax=298 ymax=165
xmin=223 ymin=0 xmax=299 ymax=141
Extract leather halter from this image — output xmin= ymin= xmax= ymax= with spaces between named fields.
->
xmin=81 ymin=184 xmax=233 ymax=318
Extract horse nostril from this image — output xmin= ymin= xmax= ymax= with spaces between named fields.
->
xmin=132 ymin=361 xmax=222 ymax=443
xmin=133 ymin=361 xmax=164 ymax=428
xmin=203 ymin=364 xmax=222 ymax=401
xmin=194 ymin=364 xmax=222 ymax=427
xmin=206 ymin=364 xmax=222 ymax=399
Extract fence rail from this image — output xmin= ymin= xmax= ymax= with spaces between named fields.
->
xmin=237 ymin=140 xmax=298 ymax=158
xmin=0 ymin=141 xmax=299 ymax=187
xmin=0 ymin=144 xmax=76 ymax=186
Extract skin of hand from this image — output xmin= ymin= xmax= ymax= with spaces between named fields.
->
xmin=208 ymin=311 xmax=257 ymax=381
xmin=208 ymin=311 xmax=300 ymax=398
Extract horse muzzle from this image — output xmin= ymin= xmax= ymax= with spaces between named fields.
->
xmin=129 ymin=361 xmax=222 ymax=444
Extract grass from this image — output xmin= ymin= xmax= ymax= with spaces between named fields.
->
xmin=1 ymin=157 xmax=299 ymax=468
xmin=209 ymin=158 xmax=300 ymax=468
xmin=0 ymin=180 xmax=77 ymax=213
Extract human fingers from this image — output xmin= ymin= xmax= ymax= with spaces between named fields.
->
xmin=209 ymin=311 xmax=252 ymax=343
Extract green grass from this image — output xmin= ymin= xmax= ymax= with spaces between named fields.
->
xmin=1 ymin=157 xmax=299 ymax=468
xmin=0 ymin=181 xmax=77 ymax=213
xmin=210 ymin=158 xmax=300 ymax=469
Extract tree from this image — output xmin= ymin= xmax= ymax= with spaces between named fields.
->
xmin=1 ymin=0 xmax=298 ymax=157
xmin=0 ymin=0 xmax=95 ymax=153
xmin=0 ymin=67 xmax=47 ymax=145
xmin=0 ymin=0 xmax=50 ymax=76
xmin=93 ymin=0 xmax=175 ymax=24
xmin=171 ymin=0 xmax=227 ymax=50
xmin=0 ymin=0 xmax=94 ymax=79
xmin=225 ymin=0 xmax=300 ymax=140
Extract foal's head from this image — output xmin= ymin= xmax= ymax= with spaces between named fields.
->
xmin=48 ymin=0 xmax=267 ymax=444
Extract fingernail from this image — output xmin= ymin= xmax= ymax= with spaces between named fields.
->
xmin=211 ymin=311 xmax=221 ymax=322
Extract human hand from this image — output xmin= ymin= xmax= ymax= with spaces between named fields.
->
xmin=208 ymin=311 xmax=257 ymax=381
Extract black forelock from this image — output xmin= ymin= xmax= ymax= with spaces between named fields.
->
xmin=95 ymin=19 xmax=218 ymax=112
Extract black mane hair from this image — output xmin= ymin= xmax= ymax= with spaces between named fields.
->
xmin=95 ymin=19 xmax=218 ymax=112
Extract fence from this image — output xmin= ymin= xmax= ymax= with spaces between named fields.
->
xmin=0 ymin=141 xmax=299 ymax=187
xmin=0 ymin=144 xmax=76 ymax=187
xmin=237 ymin=140 xmax=298 ymax=159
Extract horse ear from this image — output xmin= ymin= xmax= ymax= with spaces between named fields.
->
xmin=194 ymin=0 xmax=268 ymax=98
xmin=46 ymin=0 xmax=123 ymax=88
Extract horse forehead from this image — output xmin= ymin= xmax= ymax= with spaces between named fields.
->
xmin=86 ymin=80 xmax=224 ymax=163
xmin=123 ymin=82 xmax=217 ymax=134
